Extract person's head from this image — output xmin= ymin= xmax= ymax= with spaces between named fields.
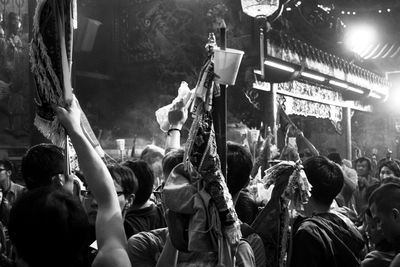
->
xmin=327 ymin=152 xmax=342 ymax=166
xmin=0 ymin=159 xmax=13 ymax=190
xmin=21 ymin=143 xmax=68 ymax=191
xmin=9 ymin=186 xmax=89 ymax=267
xmin=355 ymin=157 xmax=372 ymax=177
xmin=378 ymin=160 xmax=400 ymax=181
xmin=303 ymin=156 xmax=344 ymax=206
xmin=226 ymin=142 xmax=253 ymax=199
xmin=140 ymin=145 xmax=164 ymax=181
xmin=368 ymin=183 xmax=400 ymax=248
xmin=235 ymin=191 xmax=258 ymax=225
xmin=108 ymin=164 xmax=138 ymax=213
xmin=80 ymin=164 xmax=139 ymax=225
xmin=365 ymin=208 xmax=393 ymax=250
xmin=162 ymin=148 xmax=184 ymax=179
xmin=123 ymin=160 xmax=154 ymax=206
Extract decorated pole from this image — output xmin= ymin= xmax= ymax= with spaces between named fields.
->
xmin=213 ymin=19 xmax=227 ymax=179
xmin=30 ymin=0 xmax=105 ymax=176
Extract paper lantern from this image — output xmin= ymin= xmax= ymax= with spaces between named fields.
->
xmin=241 ymin=0 xmax=280 ymax=18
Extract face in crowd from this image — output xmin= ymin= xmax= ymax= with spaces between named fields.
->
xmin=380 ymin=166 xmax=396 ymax=180
xmin=0 ymin=163 xmax=11 ymax=191
xmin=369 ymin=202 xmax=400 ymax=247
xmin=356 ymin=160 xmax=369 ymax=178
xmin=81 ymin=181 xmax=127 ymax=226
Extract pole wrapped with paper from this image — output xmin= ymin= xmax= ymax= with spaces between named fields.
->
xmin=30 ymin=0 xmax=104 ymax=160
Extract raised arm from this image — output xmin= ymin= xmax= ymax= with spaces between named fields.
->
xmin=56 ymin=96 xmax=131 ymax=267
xmin=165 ymin=100 xmax=188 ymax=152
xmin=296 ymin=130 xmax=319 ymax=157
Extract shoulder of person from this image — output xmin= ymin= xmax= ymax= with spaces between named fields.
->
xmin=240 ymin=233 xmax=266 ymax=267
xmin=235 ymin=238 xmax=256 ymax=267
xmin=389 ymin=253 xmax=400 ymax=267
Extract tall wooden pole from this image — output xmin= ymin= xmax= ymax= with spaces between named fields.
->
xmin=213 ymin=20 xmax=227 ymax=179
xmin=345 ymin=107 xmax=352 ymax=161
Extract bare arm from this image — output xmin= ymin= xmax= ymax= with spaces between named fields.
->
xmin=165 ymin=100 xmax=188 ymax=151
xmin=56 ymin=96 xmax=130 ymax=267
xmin=296 ymin=131 xmax=319 ymax=156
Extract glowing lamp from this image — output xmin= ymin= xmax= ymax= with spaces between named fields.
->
xmin=241 ymin=0 xmax=280 ymax=18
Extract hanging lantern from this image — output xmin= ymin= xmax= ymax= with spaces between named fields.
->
xmin=241 ymin=0 xmax=280 ymax=18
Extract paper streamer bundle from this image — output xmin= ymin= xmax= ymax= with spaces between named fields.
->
xmin=251 ymin=161 xmax=312 ymax=267
xmin=30 ymin=0 xmax=74 ymax=147
xmin=30 ymin=0 xmax=104 ymax=158
xmin=183 ymin=33 xmax=241 ymax=245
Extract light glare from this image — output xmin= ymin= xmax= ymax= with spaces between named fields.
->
xmin=345 ymin=24 xmax=377 ymax=56
xmin=264 ymin=60 xmax=295 ymax=72
xmin=301 ymin=72 xmax=325 ymax=81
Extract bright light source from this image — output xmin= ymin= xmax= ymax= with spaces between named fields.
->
xmin=295 ymin=1 xmax=302 ymax=7
xmin=345 ymin=24 xmax=377 ymax=56
xmin=301 ymin=71 xmax=325 ymax=81
xmin=387 ymin=9 xmax=391 ymax=12
xmin=329 ymin=80 xmax=348 ymax=89
xmin=347 ymin=86 xmax=365 ymax=94
xmin=341 ymin=11 xmax=345 ymax=14
xmin=379 ymin=10 xmax=382 ymax=13
xmin=370 ymin=92 xmax=382 ymax=99
xmin=353 ymin=12 xmax=356 ymax=15
xmin=347 ymin=11 xmax=351 ymax=15
xmin=264 ymin=60 xmax=295 ymax=72
xmin=286 ymin=7 xmax=292 ymax=11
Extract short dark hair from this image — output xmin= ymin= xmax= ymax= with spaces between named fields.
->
xmin=9 ymin=187 xmax=89 ymax=267
xmin=369 ymin=183 xmax=400 ymax=214
xmin=107 ymin=164 xmax=138 ymax=196
xmin=140 ymin=145 xmax=164 ymax=165
xmin=0 ymin=159 xmax=13 ymax=172
xmin=162 ymin=148 xmax=184 ymax=178
xmin=303 ymin=156 xmax=344 ymax=206
xmin=227 ymin=142 xmax=253 ymax=196
xmin=235 ymin=191 xmax=258 ymax=225
xmin=123 ymin=160 xmax=154 ymax=205
xmin=378 ymin=160 xmax=400 ymax=178
xmin=355 ymin=157 xmax=372 ymax=172
xmin=21 ymin=144 xmax=65 ymax=190
xmin=327 ymin=152 xmax=342 ymax=165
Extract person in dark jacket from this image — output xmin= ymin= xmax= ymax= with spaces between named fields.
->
xmin=290 ymin=156 xmax=365 ymax=267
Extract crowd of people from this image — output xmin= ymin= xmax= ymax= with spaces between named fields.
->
xmin=0 ymin=95 xmax=400 ymax=267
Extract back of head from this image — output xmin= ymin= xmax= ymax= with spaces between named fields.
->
xmin=140 ymin=145 xmax=165 ymax=164
xmin=303 ymin=156 xmax=344 ymax=206
xmin=107 ymin=164 xmax=138 ymax=196
xmin=21 ymin=144 xmax=65 ymax=190
xmin=9 ymin=187 xmax=89 ymax=267
xmin=123 ymin=160 xmax=154 ymax=205
xmin=327 ymin=152 xmax=342 ymax=165
xmin=162 ymin=148 xmax=184 ymax=178
xmin=235 ymin=191 xmax=258 ymax=225
xmin=369 ymin=183 xmax=400 ymax=213
xmin=227 ymin=142 xmax=253 ymax=196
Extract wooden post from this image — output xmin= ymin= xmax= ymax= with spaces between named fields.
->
xmin=213 ymin=20 xmax=227 ymax=179
xmin=345 ymin=107 xmax=352 ymax=161
xmin=271 ymin=83 xmax=278 ymax=143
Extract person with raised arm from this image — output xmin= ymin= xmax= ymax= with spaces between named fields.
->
xmin=55 ymin=96 xmax=132 ymax=267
